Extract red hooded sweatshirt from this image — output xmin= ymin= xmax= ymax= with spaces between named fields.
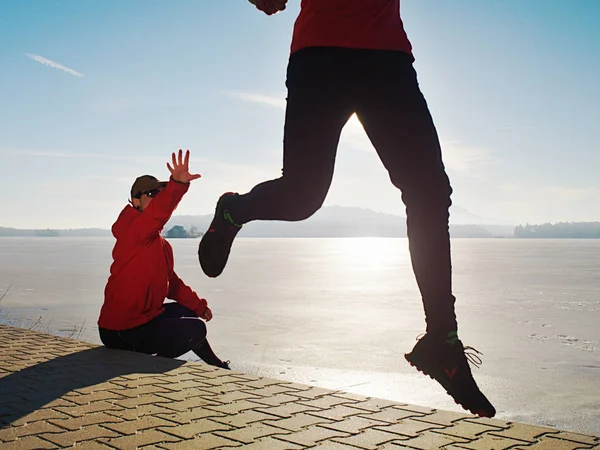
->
xmin=291 ymin=0 xmax=413 ymax=56
xmin=98 ymin=178 xmax=207 ymax=331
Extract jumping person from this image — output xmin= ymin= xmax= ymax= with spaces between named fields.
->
xmin=99 ymin=150 xmax=229 ymax=369
xmin=199 ymin=0 xmax=494 ymax=415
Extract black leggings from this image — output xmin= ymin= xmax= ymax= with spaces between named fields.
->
xmin=227 ymin=47 xmax=457 ymax=334
xmin=99 ymin=302 xmax=207 ymax=358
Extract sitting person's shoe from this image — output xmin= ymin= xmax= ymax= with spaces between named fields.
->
xmin=194 ymin=339 xmax=230 ymax=370
xmin=198 ymin=192 xmax=242 ymax=278
xmin=405 ymin=332 xmax=496 ymax=418
xmin=218 ymin=360 xmax=231 ymax=370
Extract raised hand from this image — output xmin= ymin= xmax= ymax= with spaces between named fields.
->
xmin=167 ymin=149 xmax=201 ymax=184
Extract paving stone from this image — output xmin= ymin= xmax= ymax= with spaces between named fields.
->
xmin=159 ymin=434 xmax=243 ymax=449
xmin=54 ymin=400 xmax=125 ymax=415
xmin=156 ymin=408 xmax=226 ymax=425
xmin=311 ymin=442 xmax=366 ymax=450
xmin=103 ymin=416 xmax=179 ymax=435
xmin=249 ymin=393 xmax=305 ymax=407
xmin=157 ymin=419 xmax=232 ymax=439
xmin=204 ymin=399 xmax=265 ymax=415
xmin=331 ymin=428 xmax=403 ymax=450
xmin=238 ymin=436 xmax=306 ymax=449
xmin=356 ymin=407 xmax=428 ymax=424
xmin=549 ymin=432 xmax=600 ymax=446
xmin=211 ymin=389 xmax=263 ymax=404
xmin=101 ymin=429 xmax=182 ymax=449
xmin=373 ymin=418 xmax=447 ymax=438
xmin=102 ymin=384 xmax=171 ymax=399
xmin=0 ymin=422 xmax=65 ymax=442
xmin=153 ymin=395 xmax=218 ymax=412
xmin=263 ymin=412 xmax=334 ymax=432
xmin=1 ymin=436 xmax=58 ymax=449
xmin=40 ymin=425 xmax=121 ymax=447
xmin=489 ymin=423 xmax=560 ymax=443
xmin=411 ymin=409 xmax=471 ymax=426
xmin=463 ymin=417 xmax=513 ymax=430
xmin=9 ymin=408 xmax=70 ymax=426
xmin=394 ymin=430 xmax=470 ymax=450
xmin=211 ymin=409 xmax=280 ymax=428
xmin=153 ymin=388 xmax=218 ymax=402
xmin=290 ymin=386 xmax=339 ymax=399
xmin=240 ymin=384 xmax=300 ymax=398
xmin=48 ymin=412 xmax=122 ymax=431
xmin=254 ymin=402 xmax=321 ymax=418
xmin=435 ymin=419 xmax=509 ymax=440
xmin=512 ymin=435 xmax=596 ymax=450
xmin=105 ymin=403 xmax=175 ymax=421
xmin=343 ymin=397 xmax=411 ymax=413
xmin=297 ymin=395 xmax=353 ymax=410
xmin=306 ymin=405 xmax=368 ymax=421
xmin=460 ymin=434 xmax=532 ymax=449
xmin=318 ymin=415 xmax=389 ymax=434
xmin=276 ymin=425 xmax=350 ymax=447
xmin=215 ymin=422 xmax=291 ymax=444
xmin=238 ymin=378 xmax=285 ymax=389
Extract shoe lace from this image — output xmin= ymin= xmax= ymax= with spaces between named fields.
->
xmin=414 ymin=333 xmax=484 ymax=369
xmin=464 ymin=346 xmax=483 ymax=368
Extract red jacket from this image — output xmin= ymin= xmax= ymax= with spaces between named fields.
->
xmin=291 ymin=0 xmax=413 ymax=56
xmin=98 ymin=178 xmax=207 ymax=330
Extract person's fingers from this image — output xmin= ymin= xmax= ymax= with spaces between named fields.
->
xmin=167 ymin=162 xmax=174 ymax=173
xmin=183 ymin=149 xmax=190 ymax=168
xmin=189 ymin=173 xmax=201 ymax=180
xmin=172 ymin=152 xmax=177 ymax=169
xmin=177 ymin=148 xmax=183 ymax=166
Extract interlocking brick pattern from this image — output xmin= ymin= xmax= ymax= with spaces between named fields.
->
xmin=1 ymin=324 xmax=599 ymax=449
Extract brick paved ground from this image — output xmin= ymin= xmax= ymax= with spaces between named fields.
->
xmin=0 ymin=324 xmax=598 ymax=449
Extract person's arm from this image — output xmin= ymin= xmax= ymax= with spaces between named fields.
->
xmin=131 ymin=178 xmax=189 ymax=244
xmin=130 ymin=149 xmax=201 ymax=244
xmin=168 ymin=271 xmax=212 ymax=321
xmin=249 ymin=0 xmax=288 ymax=16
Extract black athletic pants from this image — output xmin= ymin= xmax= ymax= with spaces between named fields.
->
xmin=99 ymin=302 xmax=208 ymax=358
xmin=228 ymin=47 xmax=457 ymax=334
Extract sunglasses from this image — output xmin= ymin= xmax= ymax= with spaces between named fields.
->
xmin=134 ymin=188 xmax=162 ymax=199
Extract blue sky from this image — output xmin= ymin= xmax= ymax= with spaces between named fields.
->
xmin=1 ymin=0 xmax=599 ymax=229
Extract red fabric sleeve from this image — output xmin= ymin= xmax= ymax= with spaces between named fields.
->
xmin=168 ymin=271 xmax=208 ymax=316
xmin=131 ymin=178 xmax=189 ymax=244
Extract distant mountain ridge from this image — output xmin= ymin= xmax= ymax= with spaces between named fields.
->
xmin=0 ymin=206 xmax=515 ymax=238
xmin=0 ymin=227 xmax=111 ymax=237
xmin=165 ymin=205 xmax=515 ymax=238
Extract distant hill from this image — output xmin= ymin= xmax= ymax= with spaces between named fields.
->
xmin=0 ymin=227 xmax=111 ymax=237
xmin=166 ymin=205 xmax=515 ymax=238
xmin=0 ymin=206 xmax=516 ymax=238
xmin=515 ymin=222 xmax=600 ymax=238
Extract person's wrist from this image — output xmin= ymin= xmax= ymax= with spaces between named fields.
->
xmin=171 ymin=176 xmax=189 ymax=184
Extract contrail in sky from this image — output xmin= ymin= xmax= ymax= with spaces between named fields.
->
xmin=25 ymin=53 xmax=85 ymax=78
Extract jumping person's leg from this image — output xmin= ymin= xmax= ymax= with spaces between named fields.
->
xmin=199 ymin=48 xmax=355 ymax=278
xmin=354 ymin=50 xmax=495 ymax=417
xmin=354 ymin=51 xmax=456 ymax=336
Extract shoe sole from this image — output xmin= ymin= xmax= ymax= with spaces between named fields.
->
xmin=405 ymin=353 xmax=495 ymax=418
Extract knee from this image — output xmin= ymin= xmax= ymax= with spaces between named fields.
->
xmin=282 ymin=178 xmax=329 ymax=221
xmin=401 ymin=173 xmax=453 ymax=220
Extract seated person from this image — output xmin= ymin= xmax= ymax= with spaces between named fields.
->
xmin=98 ymin=149 xmax=229 ymax=369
